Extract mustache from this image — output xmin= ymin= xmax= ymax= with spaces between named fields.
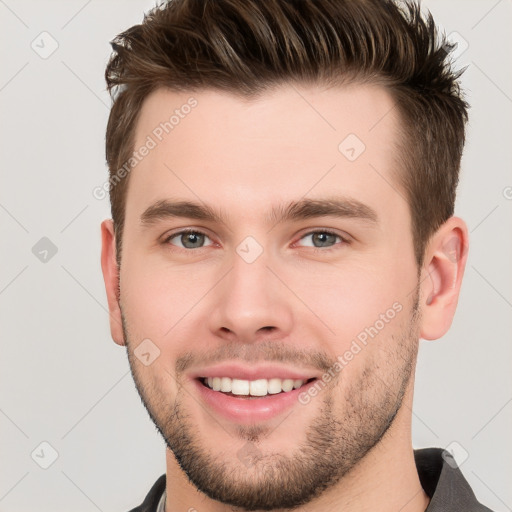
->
xmin=175 ymin=340 xmax=336 ymax=377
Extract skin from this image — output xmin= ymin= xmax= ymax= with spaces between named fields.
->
xmin=101 ymin=83 xmax=469 ymax=512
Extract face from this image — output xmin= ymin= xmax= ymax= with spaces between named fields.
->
xmin=116 ymin=83 xmax=423 ymax=509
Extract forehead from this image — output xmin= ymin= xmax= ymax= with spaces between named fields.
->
xmin=126 ymin=83 xmax=405 ymax=225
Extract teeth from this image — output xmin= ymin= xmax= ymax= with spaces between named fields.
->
xmin=267 ymin=378 xmax=282 ymax=394
xmin=220 ymin=377 xmax=232 ymax=392
xmin=249 ymin=379 xmax=267 ymax=396
xmin=202 ymin=377 xmax=307 ymax=396
xmin=282 ymin=379 xmax=294 ymax=392
xmin=231 ymin=379 xmax=250 ymax=395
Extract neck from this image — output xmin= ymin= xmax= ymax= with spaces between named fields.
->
xmin=164 ymin=385 xmax=430 ymax=512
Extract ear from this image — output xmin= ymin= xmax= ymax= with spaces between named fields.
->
xmin=100 ymin=219 xmax=126 ymax=346
xmin=419 ymin=216 xmax=469 ymax=340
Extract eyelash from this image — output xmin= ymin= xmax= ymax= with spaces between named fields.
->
xmin=162 ymin=228 xmax=350 ymax=253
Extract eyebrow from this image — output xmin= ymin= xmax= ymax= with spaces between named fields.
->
xmin=139 ymin=196 xmax=378 ymax=228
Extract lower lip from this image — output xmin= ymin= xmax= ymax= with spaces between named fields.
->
xmin=191 ymin=378 xmax=317 ymax=424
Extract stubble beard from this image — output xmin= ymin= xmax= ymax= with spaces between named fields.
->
xmin=123 ymin=288 xmax=421 ymax=511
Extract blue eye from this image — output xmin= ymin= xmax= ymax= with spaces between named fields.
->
xmin=163 ymin=229 xmax=348 ymax=252
xmin=297 ymin=230 xmax=346 ymax=251
xmin=165 ymin=230 xmax=213 ymax=249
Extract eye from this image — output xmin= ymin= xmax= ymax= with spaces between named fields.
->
xmin=162 ymin=228 xmax=349 ymax=252
xmin=164 ymin=229 xmax=213 ymax=250
xmin=296 ymin=229 xmax=348 ymax=252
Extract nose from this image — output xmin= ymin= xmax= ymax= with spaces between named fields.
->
xmin=207 ymin=245 xmax=294 ymax=344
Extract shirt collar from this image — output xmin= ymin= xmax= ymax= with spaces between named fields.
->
xmin=415 ymin=447 xmax=492 ymax=511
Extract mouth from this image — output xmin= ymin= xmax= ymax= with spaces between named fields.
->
xmin=197 ymin=376 xmax=317 ymax=399
xmin=191 ymin=374 xmax=320 ymax=424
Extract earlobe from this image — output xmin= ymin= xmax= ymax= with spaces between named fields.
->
xmin=100 ymin=219 xmax=126 ymax=346
xmin=419 ymin=217 xmax=469 ymax=341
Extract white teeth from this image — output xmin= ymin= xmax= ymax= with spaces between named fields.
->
xmin=203 ymin=377 xmax=307 ymax=396
xmin=220 ymin=377 xmax=232 ymax=392
xmin=267 ymin=378 xmax=282 ymax=394
xmin=281 ymin=379 xmax=294 ymax=392
xmin=212 ymin=377 xmax=221 ymax=391
xmin=249 ymin=379 xmax=268 ymax=396
xmin=231 ymin=378 xmax=250 ymax=395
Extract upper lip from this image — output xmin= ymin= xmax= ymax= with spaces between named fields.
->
xmin=189 ymin=363 xmax=321 ymax=382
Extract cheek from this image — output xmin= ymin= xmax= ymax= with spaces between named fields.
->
xmin=284 ymin=257 xmax=415 ymax=380
xmin=120 ymin=254 xmax=216 ymax=341
xmin=296 ymin=261 xmax=406 ymax=341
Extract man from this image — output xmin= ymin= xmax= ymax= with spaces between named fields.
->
xmin=100 ymin=0 xmax=493 ymax=510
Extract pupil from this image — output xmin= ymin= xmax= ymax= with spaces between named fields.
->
xmin=185 ymin=232 xmax=202 ymax=248
xmin=315 ymin=232 xmax=333 ymax=247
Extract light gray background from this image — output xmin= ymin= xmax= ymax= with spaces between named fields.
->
xmin=0 ymin=0 xmax=511 ymax=511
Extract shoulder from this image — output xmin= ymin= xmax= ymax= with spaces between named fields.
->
xmin=126 ymin=474 xmax=166 ymax=512
xmin=415 ymin=448 xmax=495 ymax=512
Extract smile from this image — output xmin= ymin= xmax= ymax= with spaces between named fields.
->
xmin=200 ymin=376 xmax=315 ymax=397
xmin=192 ymin=375 xmax=319 ymax=424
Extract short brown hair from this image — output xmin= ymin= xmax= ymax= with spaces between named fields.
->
xmin=105 ymin=0 xmax=469 ymax=267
